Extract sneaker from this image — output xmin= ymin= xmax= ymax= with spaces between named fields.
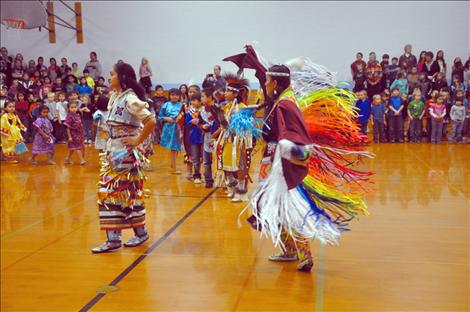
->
xmin=194 ymin=178 xmax=202 ymax=184
xmin=91 ymin=241 xmax=122 ymax=253
xmin=297 ymin=257 xmax=314 ymax=272
xmin=268 ymin=253 xmax=298 ymax=262
xmin=232 ymin=193 xmax=249 ymax=203
xmin=46 ymin=160 xmax=56 ymax=165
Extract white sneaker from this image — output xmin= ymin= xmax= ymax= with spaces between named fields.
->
xmin=194 ymin=178 xmax=202 ymax=184
xmin=227 ymin=187 xmax=235 ymax=198
xmin=232 ymin=193 xmax=249 ymax=203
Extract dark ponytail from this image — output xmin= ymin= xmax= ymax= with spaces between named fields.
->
xmin=114 ymin=62 xmax=146 ymax=101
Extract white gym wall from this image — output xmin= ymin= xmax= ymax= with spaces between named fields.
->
xmin=1 ymin=1 xmax=469 ymax=86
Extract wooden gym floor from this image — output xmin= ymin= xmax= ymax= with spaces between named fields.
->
xmin=1 ymin=143 xmax=469 ymax=311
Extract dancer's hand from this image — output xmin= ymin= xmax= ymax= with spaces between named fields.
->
xmin=121 ymin=136 xmax=140 ymax=147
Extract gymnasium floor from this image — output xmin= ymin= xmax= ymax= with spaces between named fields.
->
xmin=1 ymin=143 xmax=469 ymax=311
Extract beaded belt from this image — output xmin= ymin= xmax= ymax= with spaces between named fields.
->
xmin=109 ymin=125 xmax=140 ymax=139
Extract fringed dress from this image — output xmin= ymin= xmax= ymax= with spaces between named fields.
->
xmin=97 ymin=89 xmax=152 ymax=230
xmin=0 ymin=113 xmax=28 ymax=156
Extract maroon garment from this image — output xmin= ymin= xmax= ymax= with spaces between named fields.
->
xmin=263 ymin=99 xmax=312 ymax=189
xmin=15 ymin=100 xmax=30 ymax=120
xmin=64 ymin=112 xmax=84 ymax=150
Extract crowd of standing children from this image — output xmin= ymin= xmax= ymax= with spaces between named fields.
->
xmin=2 ymin=45 xmax=468 ymax=172
xmin=0 ymin=47 xmax=228 ymax=190
xmin=156 ymin=83 xmax=222 ymax=188
xmin=352 ymin=44 xmax=470 ymax=144
xmin=0 ymin=48 xmax=111 ymax=163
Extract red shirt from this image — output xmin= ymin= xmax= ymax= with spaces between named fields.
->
xmin=15 ymin=100 xmax=29 ymax=119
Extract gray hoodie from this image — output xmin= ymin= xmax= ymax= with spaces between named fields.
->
xmin=84 ymin=60 xmax=102 ymax=80
xmin=450 ymin=105 xmax=466 ymax=122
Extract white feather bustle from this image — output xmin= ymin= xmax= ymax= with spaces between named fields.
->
xmin=248 ymin=143 xmax=341 ymax=248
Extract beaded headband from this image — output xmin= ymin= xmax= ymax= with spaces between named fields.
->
xmin=226 ymin=86 xmax=240 ymax=92
xmin=266 ymin=71 xmax=290 ymax=77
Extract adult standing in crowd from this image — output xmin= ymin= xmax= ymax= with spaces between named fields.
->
xmin=399 ymin=44 xmax=417 ymax=73
xmin=431 ymin=50 xmax=447 ymax=79
xmin=0 ymin=47 xmax=13 ymax=87
xmin=421 ymin=51 xmax=436 ymax=81
xmin=84 ymin=51 xmax=102 ymax=81
xmin=202 ymin=65 xmax=226 ymax=92
xmin=350 ymin=52 xmax=367 ymax=80
xmin=366 ymin=52 xmax=383 ymax=97
xmin=59 ymin=57 xmax=71 ymax=79
xmin=417 ymin=51 xmax=427 ymax=73
xmin=213 ymin=65 xmax=226 ymax=90
xmin=451 ymin=57 xmax=465 ymax=83
xmin=11 ymin=59 xmax=24 ymax=81
xmin=464 ymin=56 xmax=470 ymax=83
xmin=139 ymin=57 xmax=153 ymax=93
xmin=48 ymin=58 xmax=59 ymax=82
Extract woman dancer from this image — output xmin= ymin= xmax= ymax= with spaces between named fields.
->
xmin=92 ymin=62 xmax=156 ymax=253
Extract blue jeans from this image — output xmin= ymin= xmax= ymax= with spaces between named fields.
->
xmin=431 ymin=119 xmax=443 ymax=143
xmin=82 ymin=119 xmax=93 ymax=141
xmin=388 ymin=115 xmax=404 ymax=142
xmin=448 ymin=121 xmax=464 ymax=142
xmin=190 ymin=144 xmax=202 ymax=179
xmin=409 ymin=118 xmax=422 ymax=142
xmin=203 ymin=150 xmax=213 ymax=184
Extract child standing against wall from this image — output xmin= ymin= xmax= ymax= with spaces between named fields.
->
xmin=407 ymin=93 xmax=426 ymax=143
xmin=448 ymin=99 xmax=466 ymax=143
xmin=370 ymin=94 xmax=386 ymax=143
xmin=429 ymin=96 xmax=446 ymax=144
xmin=355 ymin=90 xmax=371 ymax=135
xmin=388 ymin=88 xmax=404 ymax=142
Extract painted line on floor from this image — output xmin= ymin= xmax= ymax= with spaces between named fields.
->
xmin=79 ymin=187 xmax=218 ymax=312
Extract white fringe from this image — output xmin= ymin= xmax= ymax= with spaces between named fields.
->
xmin=288 ymin=57 xmax=337 ymax=98
xmin=248 ymin=143 xmax=341 ymax=248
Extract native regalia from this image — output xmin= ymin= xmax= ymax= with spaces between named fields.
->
xmin=214 ymin=73 xmax=254 ymax=202
xmin=225 ymin=46 xmax=373 ymax=272
xmin=92 ymin=89 xmax=153 ymax=253
xmin=0 ymin=112 xmax=28 ymax=159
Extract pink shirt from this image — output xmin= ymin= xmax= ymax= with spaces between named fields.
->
xmin=429 ymin=104 xmax=446 ymax=119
